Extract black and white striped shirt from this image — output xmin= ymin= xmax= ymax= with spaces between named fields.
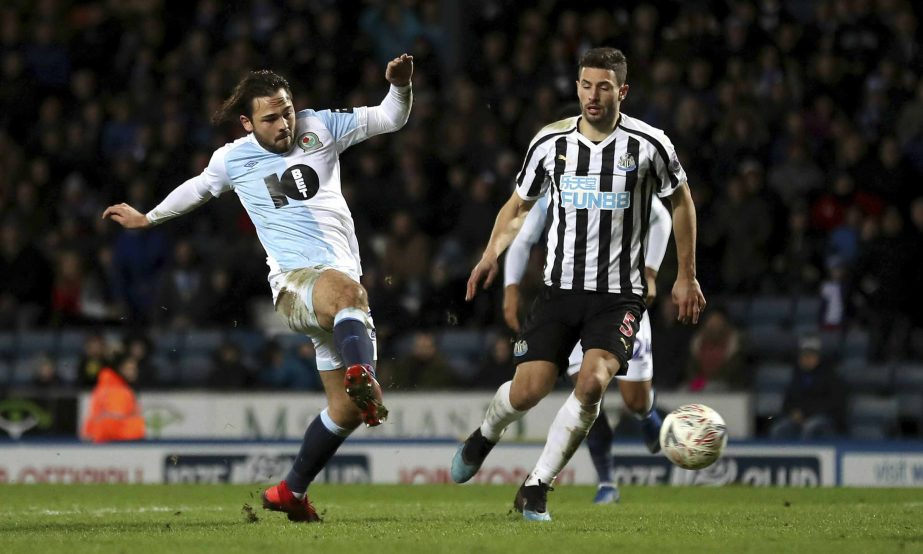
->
xmin=514 ymin=114 xmax=687 ymax=296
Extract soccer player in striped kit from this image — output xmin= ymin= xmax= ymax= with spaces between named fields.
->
xmin=103 ymin=54 xmax=413 ymax=522
xmin=452 ymin=47 xmax=705 ymax=521
xmin=503 ymin=193 xmax=672 ymax=504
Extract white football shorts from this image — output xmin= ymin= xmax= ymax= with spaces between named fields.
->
xmin=270 ymin=266 xmax=377 ymax=371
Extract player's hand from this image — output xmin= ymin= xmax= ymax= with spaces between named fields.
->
xmin=503 ymin=284 xmax=522 ymax=333
xmin=102 ymin=203 xmax=151 ymax=229
xmin=672 ymin=276 xmax=705 ymax=325
xmin=386 ymin=53 xmax=414 ymax=87
xmin=466 ymin=255 xmax=499 ymax=302
xmin=644 ymin=267 xmax=658 ymax=306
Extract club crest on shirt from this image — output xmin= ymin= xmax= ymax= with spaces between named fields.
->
xmin=298 ymin=132 xmax=323 ymax=152
xmin=616 ymin=153 xmax=637 ymax=171
xmin=513 ymin=339 xmax=528 ymax=357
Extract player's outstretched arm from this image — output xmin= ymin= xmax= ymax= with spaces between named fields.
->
xmin=668 ymin=182 xmax=706 ymax=324
xmin=103 ymin=174 xmax=217 ymax=230
xmin=466 ymin=192 xmax=535 ymax=302
xmin=101 ymin=203 xmax=151 ymax=229
xmin=364 ymin=54 xmax=414 ymax=137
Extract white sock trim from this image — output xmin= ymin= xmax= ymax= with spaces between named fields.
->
xmin=333 ymin=307 xmax=370 ymax=327
xmin=320 ymin=408 xmax=353 ymax=437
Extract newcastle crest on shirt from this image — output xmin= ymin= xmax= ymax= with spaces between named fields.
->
xmin=616 ymin=152 xmax=637 ymax=171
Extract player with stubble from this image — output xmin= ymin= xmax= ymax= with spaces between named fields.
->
xmin=452 ymin=47 xmax=705 ymax=521
xmin=103 ymin=54 xmax=414 ymax=522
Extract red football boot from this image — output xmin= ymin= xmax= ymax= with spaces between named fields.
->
xmin=261 ymin=480 xmax=321 ymax=522
xmin=344 ymin=364 xmax=388 ymax=427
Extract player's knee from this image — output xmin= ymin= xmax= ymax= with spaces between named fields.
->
xmin=333 ymin=282 xmax=369 ymax=313
xmin=574 ymin=377 xmax=605 ymax=405
xmin=509 ymin=381 xmax=545 ymax=411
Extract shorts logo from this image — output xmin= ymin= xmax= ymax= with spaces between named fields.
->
xmin=619 ymin=312 xmax=636 ymax=337
xmin=513 ymin=340 xmax=528 ymax=357
xmin=616 ymin=153 xmax=637 ymax=172
xmin=620 ymin=337 xmax=631 ymax=354
xmin=298 ymin=132 xmax=323 ymax=152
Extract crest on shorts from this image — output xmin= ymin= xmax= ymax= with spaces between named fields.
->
xmin=617 ymin=153 xmax=637 ymax=172
xmin=513 ymin=339 xmax=528 ymax=357
xmin=298 ymin=132 xmax=323 ymax=152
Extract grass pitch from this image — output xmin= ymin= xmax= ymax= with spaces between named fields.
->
xmin=0 ymin=484 xmax=920 ymax=553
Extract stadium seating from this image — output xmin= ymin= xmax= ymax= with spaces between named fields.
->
xmin=848 ymin=395 xmax=899 ymax=439
xmin=837 ymin=360 xmax=891 ymax=393
xmin=746 ymin=325 xmax=797 ymax=361
xmin=754 ymin=362 xmax=793 ymax=392
xmin=748 ymin=296 xmax=793 ymax=327
xmin=793 ymin=296 xmax=822 ymax=326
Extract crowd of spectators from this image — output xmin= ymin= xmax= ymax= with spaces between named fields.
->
xmin=1 ymin=1 xmax=923 ymax=405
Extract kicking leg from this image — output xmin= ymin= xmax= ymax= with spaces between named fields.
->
xmin=313 ymin=270 xmax=386 ymax=426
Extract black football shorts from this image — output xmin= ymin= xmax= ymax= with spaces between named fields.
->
xmin=513 ymin=286 xmax=645 ymax=375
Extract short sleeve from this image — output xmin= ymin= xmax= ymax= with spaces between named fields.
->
xmin=652 ymin=132 xmax=687 ymax=198
xmin=514 ymin=140 xmax=553 ymax=201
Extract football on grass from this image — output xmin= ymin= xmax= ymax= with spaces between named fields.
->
xmin=659 ymin=403 xmax=728 ymax=470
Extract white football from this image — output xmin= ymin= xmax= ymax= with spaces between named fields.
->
xmin=659 ymin=404 xmax=728 ymax=470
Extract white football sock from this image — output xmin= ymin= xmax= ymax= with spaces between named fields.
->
xmin=527 ymin=391 xmax=600 ymax=486
xmin=479 ymin=381 xmax=527 ymax=443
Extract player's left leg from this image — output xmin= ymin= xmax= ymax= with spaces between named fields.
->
xmin=262 ymin=368 xmax=363 ymax=522
xmin=566 ymin=344 xmax=618 ymax=504
xmin=516 ymin=348 xmax=619 ymax=521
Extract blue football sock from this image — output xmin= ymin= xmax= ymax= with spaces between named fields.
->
xmin=333 ymin=308 xmax=375 ymax=368
xmin=585 ymin=410 xmax=614 ymax=483
xmin=285 ymin=409 xmax=350 ymax=494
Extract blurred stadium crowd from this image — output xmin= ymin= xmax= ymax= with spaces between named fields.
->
xmin=1 ymin=0 xmax=922 ymax=437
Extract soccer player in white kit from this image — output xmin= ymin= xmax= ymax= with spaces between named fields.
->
xmin=103 ymin=55 xmax=414 ymax=522
xmin=503 ymin=193 xmax=671 ymax=504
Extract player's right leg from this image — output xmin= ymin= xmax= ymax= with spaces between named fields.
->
xmin=451 ymin=361 xmax=558 ymax=483
xmin=453 ymin=287 xmax=576 ymax=484
xmin=278 ymin=267 xmax=386 ymax=426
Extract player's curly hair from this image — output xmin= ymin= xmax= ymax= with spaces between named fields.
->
xmin=578 ymin=47 xmax=628 ymax=85
xmin=212 ymin=69 xmax=292 ymax=124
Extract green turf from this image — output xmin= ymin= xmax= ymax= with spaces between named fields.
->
xmin=0 ymin=484 xmax=920 ymax=553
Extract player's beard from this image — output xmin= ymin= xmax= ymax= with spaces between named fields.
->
xmin=256 ymin=131 xmax=294 ymax=154
xmin=582 ymin=102 xmax=616 ymax=128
